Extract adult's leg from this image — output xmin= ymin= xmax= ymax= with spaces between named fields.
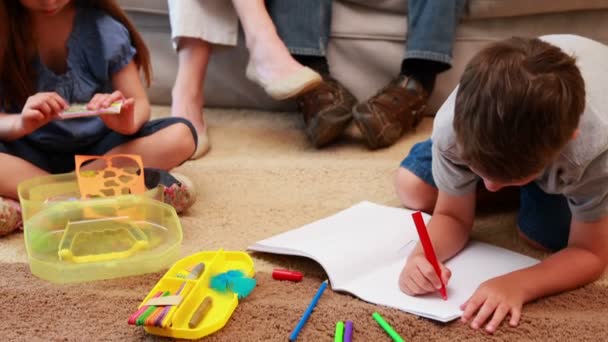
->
xmin=402 ymin=0 xmax=468 ymax=92
xmin=267 ymin=0 xmax=331 ymax=72
xmin=231 ymin=0 xmax=321 ymax=100
xmin=168 ymin=0 xmax=239 ymax=159
xmin=267 ymin=0 xmax=356 ymax=147
xmin=354 ymin=0 xmax=468 ymax=149
xmin=172 ymin=38 xmax=210 ymax=155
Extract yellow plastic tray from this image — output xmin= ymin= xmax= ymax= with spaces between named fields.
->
xmin=18 ymin=173 xmax=181 ymax=284
xmin=141 ymin=250 xmax=255 ymax=340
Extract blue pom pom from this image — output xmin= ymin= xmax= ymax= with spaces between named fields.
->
xmin=210 ymin=270 xmax=256 ymax=299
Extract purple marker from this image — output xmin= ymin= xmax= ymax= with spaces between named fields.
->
xmin=344 ymin=320 xmax=353 ymax=342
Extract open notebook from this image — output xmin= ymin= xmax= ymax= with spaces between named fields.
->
xmin=248 ymin=201 xmax=538 ymax=322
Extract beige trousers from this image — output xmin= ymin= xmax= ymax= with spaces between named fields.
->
xmin=168 ymin=0 xmax=239 ymax=49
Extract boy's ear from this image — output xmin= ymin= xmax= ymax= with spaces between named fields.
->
xmin=572 ymin=128 xmax=580 ymax=140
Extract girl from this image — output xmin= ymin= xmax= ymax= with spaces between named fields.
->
xmin=0 ymin=0 xmax=198 ymax=236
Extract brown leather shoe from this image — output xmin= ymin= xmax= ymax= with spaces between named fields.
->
xmin=296 ymin=76 xmax=357 ymax=148
xmin=353 ymin=75 xmax=428 ymax=149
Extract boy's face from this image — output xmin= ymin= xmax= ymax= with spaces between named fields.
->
xmin=472 ymin=168 xmax=541 ymax=192
xmin=19 ymin=0 xmax=72 ymax=16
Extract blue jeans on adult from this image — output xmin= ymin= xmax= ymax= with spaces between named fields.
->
xmin=267 ymin=0 xmax=468 ymax=66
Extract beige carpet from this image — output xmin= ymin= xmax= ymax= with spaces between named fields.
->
xmin=1 ymin=107 xmax=607 ymax=341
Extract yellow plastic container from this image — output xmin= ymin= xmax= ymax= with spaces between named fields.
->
xmin=18 ymin=173 xmax=182 ymax=284
xmin=140 ymin=250 xmax=255 ymax=340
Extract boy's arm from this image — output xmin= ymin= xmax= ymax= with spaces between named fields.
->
xmin=521 ymin=216 xmax=608 ymax=299
xmin=411 ymin=189 xmax=476 ymax=261
xmin=401 ymin=189 xmax=476 ymax=295
xmin=461 ymin=216 xmax=608 ymax=333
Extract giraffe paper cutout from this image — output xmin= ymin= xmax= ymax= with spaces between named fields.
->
xmin=75 ymin=154 xmax=146 ymax=199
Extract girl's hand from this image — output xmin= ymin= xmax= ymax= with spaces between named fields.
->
xmin=19 ymin=92 xmax=68 ymax=135
xmin=460 ymin=275 xmax=525 ymax=334
xmin=399 ymin=253 xmax=451 ymax=296
xmin=88 ymin=90 xmax=138 ymax=135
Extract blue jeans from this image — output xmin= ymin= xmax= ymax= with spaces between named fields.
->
xmin=268 ymin=0 xmax=467 ymax=65
xmin=266 ymin=0 xmax=332 ymax=56
xmin=401 ymin=139 xmax=572 ymax=252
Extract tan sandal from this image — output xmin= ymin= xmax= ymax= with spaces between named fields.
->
xmin=246 ymin=62 xmax=322 ymax=100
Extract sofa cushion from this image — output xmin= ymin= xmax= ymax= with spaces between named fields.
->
xmin=119 ymin=0 xmax=608 ymax=20
xmin=118 ymin=0 xmax=167 ymax=14
xmin=343 ymin=0 xmax=608 ymax=19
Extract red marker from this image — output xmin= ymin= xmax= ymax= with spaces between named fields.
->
xmin=272 ymin=269 xmax=303 ymax=282
xmin=411 ymin=211 xmax=447 ymax=300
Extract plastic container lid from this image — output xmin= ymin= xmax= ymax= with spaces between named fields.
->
xmin=18 ymin=173 xmax=182 ymax=283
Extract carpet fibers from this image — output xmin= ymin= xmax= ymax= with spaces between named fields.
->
xmin=1 ymin=108 xmax=607 ymax=341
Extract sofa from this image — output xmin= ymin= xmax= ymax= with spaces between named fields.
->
xmin=118 ymin=0 xmax=608 ymax=114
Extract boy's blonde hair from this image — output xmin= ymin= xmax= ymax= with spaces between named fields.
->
xmin=453 ymin=37 xmax=585 ymax=181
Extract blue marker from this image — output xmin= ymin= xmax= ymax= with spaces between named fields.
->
xmin=289 ymin=280 xmax=328 ymax=341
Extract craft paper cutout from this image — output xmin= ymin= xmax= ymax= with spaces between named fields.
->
xmin=75 ymin=154 xmax=146 ymax=199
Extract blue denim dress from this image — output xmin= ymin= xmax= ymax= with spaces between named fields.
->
xmin=25 ymin=7 xmax=136 ymax=152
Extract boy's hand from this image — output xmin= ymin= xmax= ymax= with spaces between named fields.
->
xmin=88 ymin=90 xmax=138 ymax=135
xmin=399 ymin=253 xmax=451 ymax=296
xmin=19 ymin=92 xmax=68 ymax=135
xmin=460 ymin=275 xmax=525 ymax=334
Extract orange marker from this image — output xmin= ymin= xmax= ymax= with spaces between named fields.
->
xmin=412 ymin=211 xmax=447 ymax=300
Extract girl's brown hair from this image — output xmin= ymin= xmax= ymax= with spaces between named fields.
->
xmin=0 ymin=0 xmax=151 ymax=110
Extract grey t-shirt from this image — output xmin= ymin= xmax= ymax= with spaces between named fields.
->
xmin=431 ymin=34 xmax=608 ymax=222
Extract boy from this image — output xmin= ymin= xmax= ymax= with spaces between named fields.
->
xmin=396 ymin=35 xmax=608 ymax=333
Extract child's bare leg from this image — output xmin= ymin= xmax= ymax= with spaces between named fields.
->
xmin=395 ymin=167 xmax=438 ymax=213
xmin=103 ymin=123 xmax=195 ymax=170
xmin=172 ymin=37 xmax=210 ymax=137
xmin=231 ymin=0 xmax=303 ymax=85
xmin=0 ymin=154 xmax=48 ymax=199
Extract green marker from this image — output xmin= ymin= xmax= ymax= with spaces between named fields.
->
xmin=372 ymin=312 xmax=404 ymax=342
xmin=334 ymin=321 xmax=344 ymax=342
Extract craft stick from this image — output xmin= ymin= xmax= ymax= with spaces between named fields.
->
xmin=145 ymin=307 xmax=164 ymax=326
xmin=128 ymin=291 xmax=163 ymax=325
xmin=136 ymin=291 xmax=170 ymax=326
xmin=154 ymin=282 xmax=187 ymax=327
xmin=162 ymin=263 xmax=205 ymax=327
